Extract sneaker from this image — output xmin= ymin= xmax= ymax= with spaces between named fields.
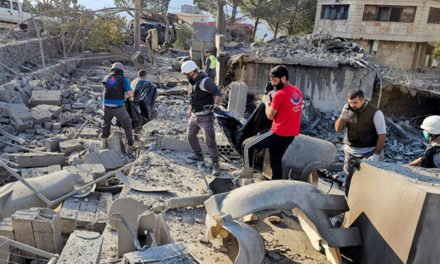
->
xmin=240 ymin=167 xmax=254 ymax=178
xmin=126 ymin=145 xmax=135 ymax=154
xmin=212 ymin=162 xmax=220 ymax=176
xmin=188 ymin=153 xmax=204 ymax=161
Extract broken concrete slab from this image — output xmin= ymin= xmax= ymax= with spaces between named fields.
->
xmin=57 ymin=230 xmax=103 ymax=264
xmin=78 ymin=127 xmax=100 ymax=138
xmin=161 ymin=136 xmax=208 ymax=154
xmin=122 ymin=242 xmax=194 ymax=263
xmin=59 ymin=192 xmax=112 ymax=234
xmin=30 ymin=90 xmax=61 ymax=106
xmin=59 ymin=139 xmax=83 ymax=155
xmin=11 ymin=208 xmax=63 ymax=254
xmin=31 ymin=104 xmax=61 ymax=125
xmin=0 ymin=217 xmax=14 ymax=240
xmin=82 ymin=150 xmax=124 ymax=170
xmin=344 ymin=161 xmax=440 ymax=264
xmin=6 ymin=152 xmax=65 ymax=168
xmin=2 ymin=103 xmax=33 ymax=132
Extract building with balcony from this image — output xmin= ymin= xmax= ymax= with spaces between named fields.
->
xmin=313 ymin=0 xmax=440 ymax=69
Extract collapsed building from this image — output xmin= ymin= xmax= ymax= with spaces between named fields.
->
xmin=0 ymin=6 xmax=439 ymax=264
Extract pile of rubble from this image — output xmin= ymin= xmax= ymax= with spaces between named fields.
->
xmin=244 ymin=33 xmax=373 ymax=68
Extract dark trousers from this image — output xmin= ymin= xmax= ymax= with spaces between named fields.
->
xmin=242 ymin=129 xmax=294 ymax=180
xmin=187 ymin=113 xmax=219 ymax=162
xmin=102 ymin=106 xmax=134 ymax=146
xmin=343 ymin=149 xmax=375 ymax=196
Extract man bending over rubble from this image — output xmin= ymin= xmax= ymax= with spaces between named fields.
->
xmin=335 ymin=88 xmax=386 ymax=196
xmin=408 ymin=115 xmax=440 ymax=168
xmin=101 ymin=62 xmax=135 ymax=153
xmin=242 ymin=65 xmax=303 ymax=180
xmin=181 ymin=60 xmax=222 ymax=176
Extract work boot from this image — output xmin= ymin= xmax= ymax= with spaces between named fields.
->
xmin=188 ymin=153 xmax=204 ymax=161
xmin=212 ymin=161 xmax=220 ymax=176
xmin=101 ymin=138 xmax=108 ymax=149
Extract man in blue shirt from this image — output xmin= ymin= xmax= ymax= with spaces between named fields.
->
xmin=101 ymin=62 xmax=135 ymax=153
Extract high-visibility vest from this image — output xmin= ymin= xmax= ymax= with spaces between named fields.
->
xmin=208 ymin=55 xmax=217 ymax=69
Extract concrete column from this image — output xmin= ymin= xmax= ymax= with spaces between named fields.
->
xmin=215 ymin=34 xmax=226 ymax=86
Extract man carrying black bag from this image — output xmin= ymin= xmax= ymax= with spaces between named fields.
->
xmin=130 ymin=70 xmax=158 ymax=133
xmin=101 ymin=62 xmax=135 ymax=153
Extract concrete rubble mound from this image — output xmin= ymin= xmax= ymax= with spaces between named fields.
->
xmin=243 ymin=33 xmax=372 ymax=67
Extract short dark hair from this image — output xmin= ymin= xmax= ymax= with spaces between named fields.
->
xmin=347 ymin=89 xmax=364 ymax=100
xmin=138 ymin=70 xmax=147 ymax=78
xmin=204 ymin=49 xmax=211 ymax=53
xmin=270 ymin=65 xmax=289 ymax=80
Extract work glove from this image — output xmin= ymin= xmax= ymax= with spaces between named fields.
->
xmin=262 ymin=90 xmax=276 ymax=104
xmin=129 ymin=97 xmax=134 ymax=102
xmin=340 ymin=104 xmax=350 ymax=121
xmin=265 ymin=82 xmax=274 ymax=93
xmin=367 ymin=153 xmax=380 ymax=162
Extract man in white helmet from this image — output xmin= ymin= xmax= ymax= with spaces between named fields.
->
xmin=408 ymin=115 xmax=440 ymax=168
xmin=181 ymin=60 xmax=223 ymax=176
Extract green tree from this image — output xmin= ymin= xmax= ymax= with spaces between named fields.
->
xmin=282 ymin=0 xmax=316 ymax=35
xmin=114 ymin=0 xmax=170 ymax=17
xmin=239 ymin=0 xmax=271 ymax=42
xmin=194 ymin=0 xmax=243 ymax=25
xmin=434 ymin=41 xmax=440 ymax=62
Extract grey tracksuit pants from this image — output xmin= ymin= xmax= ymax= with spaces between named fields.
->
xmin=187 ymin=113 xmax=219 ymax=162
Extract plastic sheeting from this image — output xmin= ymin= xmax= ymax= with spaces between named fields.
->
xmin=123 ymin=80 xmax=158 ymax=129
xmin=214 ymin=104 xmax=272 ymax=154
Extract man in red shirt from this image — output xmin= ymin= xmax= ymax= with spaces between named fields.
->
xmin=242 ymin=65 xmax=303 ymax=179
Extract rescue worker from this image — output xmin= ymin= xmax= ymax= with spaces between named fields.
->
xmin=204 ymin=49 xmax=217 ymax=80
xmin=131 ymin=70 xmax=149 ymax=91
xmin=242 ymin=65 xmax=303 ymax=180
xmin=101 ymin=62 xmax=135 ymax=153
xmin=181 ymin=60 xmax=222 ymax=176
xmin=335 ymin=88 xmax=386 ymax=196
xmin=408 ymin=115 xmax=440 ymax=168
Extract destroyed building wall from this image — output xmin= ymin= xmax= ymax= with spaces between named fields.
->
xmin=232 ymin=61 xmax=376 ymax=113
xmin=0 ymin=38 xmax=62 ymax=69
xmin=313 ymin=0 xmax=440 ymax=69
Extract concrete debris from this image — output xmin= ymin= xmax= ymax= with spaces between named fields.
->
xmin=1 ymin=26 xmax=439 ymax=264
xmin=244 ymin=33 xmax=372 ymax=68
xmin=11 ymin=208 xmax=63 ymax=254
xmin=57 ymin=230 xmax=103 ymax=264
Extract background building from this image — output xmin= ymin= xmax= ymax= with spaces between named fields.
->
xmin=313 ymin=0 xmax=440 ymax=69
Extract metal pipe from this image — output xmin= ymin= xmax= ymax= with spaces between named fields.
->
xmin=0 ymin=160 xmax=132 ymax=207
xmin=0 ymin=236 xmax=58 ymax=260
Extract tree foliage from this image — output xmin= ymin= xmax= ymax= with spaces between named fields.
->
xmin=239 ymin=0 xmax=271 ymax=41
xmin=113 ymin=0 xmax=170 ymax=17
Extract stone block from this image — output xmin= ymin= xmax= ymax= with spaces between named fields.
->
xmin=79 ymin=127 xmax=100 ymax=138
xmin=30 ymin=90 xmax=61 ymax=106
xmin=227 ymin=81 xmax=247 ymax=118
xmin=123 ymin=242 xmax=191 ymax=263
xmin=11 ymin=208 xmax=62 ymax=254
xmin=6 ymin=152 xmax=65 ymax=168
xmin=59 ymin=139 xmax=83 ymax=154
xmin=45 ymin=136 xmax=67 ymax=152
xmin=344 ymin=161 xmax=440 ymax=264
xmin=5 ymin=103 xmax=33 ymax=132
xmin=0 ymin=217 xmax=15 ymax=240
xmin=31 ymin=105 xmax=61 ymax=125
xmin=57 ymin=230 xmax=103 ymax=264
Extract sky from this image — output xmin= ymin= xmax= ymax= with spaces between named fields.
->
xmin=76 ymin=0 xmax=272 ymax=40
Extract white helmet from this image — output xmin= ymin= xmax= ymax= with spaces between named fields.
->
xmin=421 ymin=115 xmax=440 ymax=135
xmin=181 ymin=60 xmax=198 ymax=74
xmin=111 ymin=62 xmax=124 ymax=71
